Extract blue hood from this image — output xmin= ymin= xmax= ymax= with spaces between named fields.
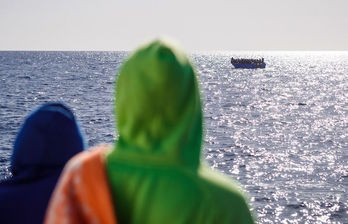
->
xmin=10 ymin=103 xmax=84 ymax=178
xmin=0 ymin=102 xmax=85 ymax=224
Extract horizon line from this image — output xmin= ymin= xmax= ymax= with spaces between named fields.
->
xmin=1 ymin=49 xmax=348 ymax=53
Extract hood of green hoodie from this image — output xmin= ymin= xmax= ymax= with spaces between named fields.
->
xmin=108 ymin=39 xmax=202 ymax=170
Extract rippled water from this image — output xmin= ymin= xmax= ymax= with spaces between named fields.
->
xmin=0 ymin=51 xmax=347 ymax=223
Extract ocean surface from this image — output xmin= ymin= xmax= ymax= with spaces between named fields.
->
xmin=0 ymin=51 xmax=347 ymax=223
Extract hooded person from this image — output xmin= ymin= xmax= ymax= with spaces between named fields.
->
xmin=45 ymin=39 xmax=255 ymax=224
xmin=0 ymin=103 xmax=85 ymax=224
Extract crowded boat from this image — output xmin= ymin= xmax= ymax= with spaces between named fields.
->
xmin=231 ymin=57 xmax=266 ymax=69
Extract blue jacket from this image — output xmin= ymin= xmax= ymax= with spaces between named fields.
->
xmin=0 ymin=103 xmax=85 ymax=224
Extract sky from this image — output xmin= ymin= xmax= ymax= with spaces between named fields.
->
xmin=0 ymin=0 xmax=347 ymax=51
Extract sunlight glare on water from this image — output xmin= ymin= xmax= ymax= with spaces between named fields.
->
xmin=194 ymin=51 xmax=348 ymax=223
xmin=0 ymin=51 xmax=347 ymax=223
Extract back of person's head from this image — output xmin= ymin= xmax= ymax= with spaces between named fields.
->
xmin=114 ymin=38 xmax=203 ymax=169
xmin=108 ymin=39 xmax=255 ymax=224
xmin=0 ymin=102 xmax=85 ymax=224
xmin=10 ymin=102 xmax=84 ymax=177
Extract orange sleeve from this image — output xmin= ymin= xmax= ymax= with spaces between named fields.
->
xmin=45 ymin=145 xmax=117 ymax=224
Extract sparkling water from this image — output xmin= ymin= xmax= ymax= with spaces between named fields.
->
xmin=0 ymin=51 xmax=347 ymax=223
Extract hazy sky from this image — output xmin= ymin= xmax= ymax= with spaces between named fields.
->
xmin=0 ymin=0 xmax=347 ymax=51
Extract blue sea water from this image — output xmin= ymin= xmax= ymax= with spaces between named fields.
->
xmin=0 ymin=51 xmax=347 ymax=223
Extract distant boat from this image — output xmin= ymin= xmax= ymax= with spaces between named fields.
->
xmin=231 ymin=57 xmax=266 ymax=69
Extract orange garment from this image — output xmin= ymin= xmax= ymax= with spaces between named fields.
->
xmin=45 ymin=145 xmax=117 ymax=224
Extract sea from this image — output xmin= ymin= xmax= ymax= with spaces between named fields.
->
xmin=0 ymin=51 xmax=347 ymax=223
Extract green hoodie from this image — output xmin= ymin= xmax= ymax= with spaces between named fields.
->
xmin=106 ymin=39 xmax=254 ymax=224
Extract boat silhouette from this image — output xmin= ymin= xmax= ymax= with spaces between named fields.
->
xmin=231 ymin=57 xmax=266 ymax=69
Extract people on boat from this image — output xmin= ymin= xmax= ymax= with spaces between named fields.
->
xmin=231 ymin=57 xmax=266 ymax=69
xmin=0 ymin=103 xmax=85 ymax=224
xmin=46 ymin=39 xmax=255 ymax=224
xmin=231 ymin=57 xmax=265 ymax=65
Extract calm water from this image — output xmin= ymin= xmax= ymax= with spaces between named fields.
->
xmin=0 ymin=51 xmax=347 ymax=223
